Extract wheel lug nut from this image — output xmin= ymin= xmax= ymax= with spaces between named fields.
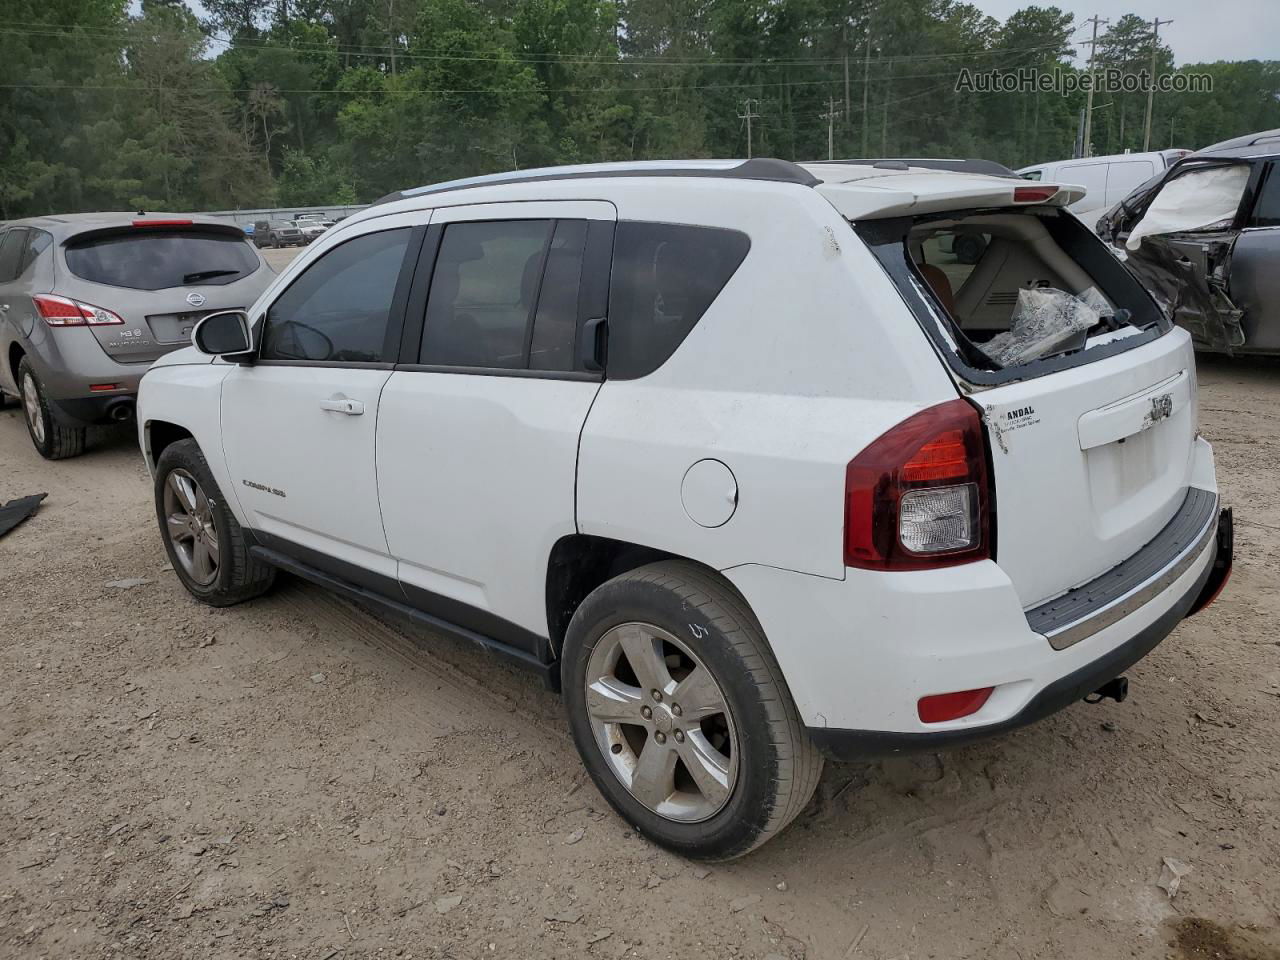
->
xmin=641 ymin=706 xmax=652 ymax=720
xmin=674 ymin=730 xmax=685 ymax=743
xmin=651 ymin=689 xmax=663 ymax=702
xmin=671 ymin=704 xmax=682 ymax=717
xmin=654 ymin=731 xmax=667 ymax=745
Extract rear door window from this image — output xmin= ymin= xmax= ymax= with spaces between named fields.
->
xmin=0 ymin=229 xmax=28 ymax=283
xmin=606 ymin=222 xmax=750 ymax=379
xmin=419 ymin=219 xmax=553 ymax=369
xmin=20 ymin=230 xmax=51 ymax=275
xmin=65 ymin=229 xmax=260 ymax=290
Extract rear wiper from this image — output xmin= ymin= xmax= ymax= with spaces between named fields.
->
xmin=182 ymin=269 xmax=240 ymax=284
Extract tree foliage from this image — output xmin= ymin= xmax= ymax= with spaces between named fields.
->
xmin=2 ymin=0 xmax=1278 ymax=216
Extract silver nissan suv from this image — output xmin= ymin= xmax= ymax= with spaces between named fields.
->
xmin=0 ymin=213 xmax=273 ymax=459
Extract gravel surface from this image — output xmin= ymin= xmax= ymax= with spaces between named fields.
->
xmin=1 ymin=354 xmax=1278 ymax=960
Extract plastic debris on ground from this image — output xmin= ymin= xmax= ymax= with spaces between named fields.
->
xmin=981 ymin=286 xmax=1111 ymax=367
xmin=0 ymin=493 xmax=47 ymax=538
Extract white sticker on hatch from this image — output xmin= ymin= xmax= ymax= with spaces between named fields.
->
xmin=984 ymin=403 xmax=1040 ymax=453
xmin=1002 ymin=404 xmax=1040 ymax=431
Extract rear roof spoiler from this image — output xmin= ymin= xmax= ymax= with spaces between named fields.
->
xmin=824 ymin=158 xmax=1020 ymax=178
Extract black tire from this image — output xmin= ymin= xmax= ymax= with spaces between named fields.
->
xmin=17 ymin=358 xmax=85 ymax=460
xmin=562 ymin=561 xmax=823 ymax=860
xmin=154 ymin=438 xmax=275 ymax=606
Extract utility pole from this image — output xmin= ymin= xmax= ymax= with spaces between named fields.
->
xmin=842 ymin=23 xmax=850 ymax=117
xmin=820 ymin=95 xmax=841 ymax=160
xmin=861 ymin=27 xmax=872 ymax=156
xmin=738 ymin=98 xmax=761 ymax=158
xmin=1081 ymin=15 xmax=1108 ymax=158
xmin=1142 ymin=17 xmax=1173 ymax=151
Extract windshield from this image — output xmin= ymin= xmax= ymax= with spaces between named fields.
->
xmin=65 ymin=230 xmax=260 ymax=290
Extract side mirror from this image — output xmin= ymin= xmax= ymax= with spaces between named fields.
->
xmin=192 ymin=310 xmax=252 ymax=357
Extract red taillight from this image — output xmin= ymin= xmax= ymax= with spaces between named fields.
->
xmin=33 ymin=294 xmax=125 ymax=327
xmin=844 ymin=398 xmax=992 ymax=570
xmin=1013 ymin=185 xmax=1059 ymax=203
xmin=918 ymin=687 xmax=994 ymax=723
xmin=132 ymin=218 xmax=193 ymax=227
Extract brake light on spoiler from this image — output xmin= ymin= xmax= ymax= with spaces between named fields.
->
xmin=131 ymin=218 xmax=194 ymax=227
xmin=1013 ymin=185 xmax=1061 ymax=203
xmin=33 ymin=294 xmax=125 ymax=327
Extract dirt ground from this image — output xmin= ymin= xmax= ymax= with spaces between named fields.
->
xmin=2 ymin=345 xmax=1279 ymax=960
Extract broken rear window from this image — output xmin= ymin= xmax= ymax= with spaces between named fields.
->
xmin=858 ymin=207 xmax=1169 ymax=385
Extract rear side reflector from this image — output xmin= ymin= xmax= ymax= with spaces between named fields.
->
xmin=89 ymin=383 xmax=119 ymax=392
xmin=918 ymin=687 xmax=994 ymax=723
xmin=132 ymin=218 xmax=194 ymax=227
xmin=33 ymin=294 xmax=125 ymax=327
xmin=845 ymin=398 xmax=992 ymax=570
xmin=1013 ymin=185 xmax=1059 ymax=203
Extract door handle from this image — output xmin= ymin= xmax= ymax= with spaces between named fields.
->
xmin=319 ymin=395 xmax=364 ymax=416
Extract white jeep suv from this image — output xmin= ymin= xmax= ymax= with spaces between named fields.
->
xmin=138 ymin=158 xmax=1233 ymax=859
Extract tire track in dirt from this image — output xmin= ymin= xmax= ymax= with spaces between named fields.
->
xmin=271 ymin=580 xmax=571 ymax=748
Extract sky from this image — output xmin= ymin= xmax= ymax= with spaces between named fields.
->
xmin=970 ymin=0 xmax=1275 ymax=66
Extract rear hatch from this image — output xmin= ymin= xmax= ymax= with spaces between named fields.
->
xmin=843 ymin=177 xmax=1197 ymax=609
xmin=60 ymin=221 xmax=268 ymax=364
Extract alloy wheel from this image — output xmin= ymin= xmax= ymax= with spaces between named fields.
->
xmin=163 ymin=468 xmax=220 ymax=585
xmin=21 ymin=373 xmax=45 ymax=446
xmin=584 ymin=622 xmax=738 ymax=823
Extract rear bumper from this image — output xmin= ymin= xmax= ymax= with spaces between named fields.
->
xmin=809 ymin=508 xmax=1227 ymax=760
xmin=17 ymin=327 xmax=147 ymax=424
xmin=725 ymin=475 xmax=1228 ymax=761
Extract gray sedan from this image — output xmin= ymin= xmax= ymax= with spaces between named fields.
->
xmin=0 ymin=213 xmax=274 ymax=459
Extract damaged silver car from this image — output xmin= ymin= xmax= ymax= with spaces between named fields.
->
xmin=1097 ymin=129 xmax=1280 ymax=355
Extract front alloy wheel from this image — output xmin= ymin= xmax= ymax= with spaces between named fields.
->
xmin=585 ymin=622 xmax=738 ymax=822
xmin=153 ymin=438 xmax=275 ymax=606
xmin=162 ymin=467 xmax=220 ymax=585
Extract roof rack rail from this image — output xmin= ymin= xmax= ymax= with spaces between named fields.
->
xmin=374 ymin=157 xmax=820 ymax=206
xmin=821 ymin=157 xmax=1020 ymax=178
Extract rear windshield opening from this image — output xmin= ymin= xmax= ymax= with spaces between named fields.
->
xmin=65 ymin=229 xmax=260 ymax=291
xmin=859 ymin=208 xmax=1167 ymax=382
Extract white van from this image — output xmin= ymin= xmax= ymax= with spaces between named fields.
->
xmin=1018 ymin=150 xmax=1189 ymax=230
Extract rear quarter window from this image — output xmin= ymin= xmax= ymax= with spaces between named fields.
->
xmin=65 ymin=229 xmax=260 ymax=290
xmin=606 ymin=221 xmax=750 ymax=380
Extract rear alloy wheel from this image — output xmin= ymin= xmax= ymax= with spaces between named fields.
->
xmin=584 ymin=622 xmax=738 ymax=823
xmin=562 ymin=561 xmax=823 ymax=860
xmin=154 ymin=439 xmax=275 ymax=606
xmin=18 ymin=358 xmax=85 ymax=460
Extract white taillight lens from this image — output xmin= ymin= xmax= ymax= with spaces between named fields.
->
xmin=899 ymin=483 xmax=978 ymax=554
xmin=80 ymin=303 xmax=125 ymax=325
